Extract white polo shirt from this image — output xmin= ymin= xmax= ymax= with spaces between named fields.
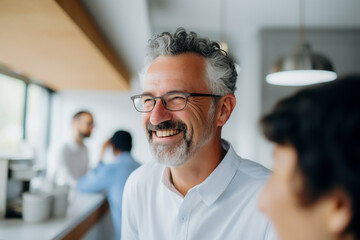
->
xmin=122 ymin=140 xmax=277 ymax=240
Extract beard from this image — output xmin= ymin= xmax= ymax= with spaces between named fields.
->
xmin=146 ymin=108 xmax=215 ymax=167
xmin=79 ymin=131 xmax=91 ymax=138
xmin=150 ymin=137 xmax=189 ymax=167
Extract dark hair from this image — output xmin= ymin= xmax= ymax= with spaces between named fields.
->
xmin=72 ymin=110 xmax=92 ymax=120
xmin=110 ymin=130 xmax=132 ymax=152
xmin=143 ymin=27 xmax=237 ymax=95
xmin=261 ymin=75 xmax=360 ymax=238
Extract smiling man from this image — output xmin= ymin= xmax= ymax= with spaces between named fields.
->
xmin=122 ymin=28 xmax=276 ymax=240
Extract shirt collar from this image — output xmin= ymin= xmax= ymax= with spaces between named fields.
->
xmin=161 ymin=139 xmax=241 ymax=206
xmin=162 ymin=167 xmax=184 ymax=198
xmin=195 ymin=139 xmax=240 ymax=206
xmin=116 ymin=151 xmax=132 ymax=162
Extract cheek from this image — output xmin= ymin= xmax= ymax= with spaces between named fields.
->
xmin=185 ymin=102 xmax=211 ymax=128
xmin=259 ymin=176 xmax=306 ymax=240
xmin=142 ymin=114 xmax=151 ymax=136
xmin=258 ymin=176 xmax=278 ymax=214
xmin=258 ymin=175 xmax=291 ymax=221
xmin=142 ymin=113 xmax=150 ymax=127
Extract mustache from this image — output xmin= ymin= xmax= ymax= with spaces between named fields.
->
xmin=146 ymin=120 xmax=187 ymax=132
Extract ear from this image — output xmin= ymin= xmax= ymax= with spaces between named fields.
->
xmin=326 ymin=189 xmax=352 ymax=236
xmin=216 ymin=93 xmax=236 ymax=127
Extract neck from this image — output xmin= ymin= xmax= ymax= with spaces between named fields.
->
xmin=114 ymin=150 xmax=123 ymax=157
xmin=73 ymin=132 xmax=84 ymax=146
xmin=170 ymin=135 xmax=226 ymax=196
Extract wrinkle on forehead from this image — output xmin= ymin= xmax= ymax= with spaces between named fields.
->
xmin=143 ymin=53 xmax=209 ymax=93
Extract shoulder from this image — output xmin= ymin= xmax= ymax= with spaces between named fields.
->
xmin=227 ymin=150 xmax=271 ymax=193
xmin=120 ymin=153 xmax=141 ymax=167
xmin=48 ymin=141 xmax=70 ymax=161
xmin=127 ymin=160 xmax=162 ymax=184
xmin=124 ymin=160 xmax=162 ymax=194
xmin=223 ymin=139 xmax=270 ymax=181
xmin=237 ymin=158 xmax=271 ymax=180
xmin=56 ymin=140 xmax=73 ymax=153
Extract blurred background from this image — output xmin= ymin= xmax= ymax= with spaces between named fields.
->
xmin=1 ymin=0 xmax=360 ymax=170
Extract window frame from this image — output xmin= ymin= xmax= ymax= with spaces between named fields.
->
xmin=0 ymin=65 xmax=54 ymax=161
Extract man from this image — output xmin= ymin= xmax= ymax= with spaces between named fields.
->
xmin=77 ymin=130 xmax=140 ymax=240
xmin=122 ymin=28 xmax=276 ymax=239
xmin=258 ymin=75 xmax=360 ymax=240
xmin=47 ymin=110 xmax=94 ymax=187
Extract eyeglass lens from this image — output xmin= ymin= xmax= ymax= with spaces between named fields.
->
xmin=134 ymin=93 xmax=187 ymax=112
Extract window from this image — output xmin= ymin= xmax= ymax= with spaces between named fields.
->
xmin=0 ymin=73 xmax=26 ymax=156
xmin=0 ymin=71 xmax=52 ymax=168
xmin=26 ymin=84 xmax=51 ymax=167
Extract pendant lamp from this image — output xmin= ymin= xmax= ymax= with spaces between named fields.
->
xmin=266 ymin=0 xmax=337 ymax=86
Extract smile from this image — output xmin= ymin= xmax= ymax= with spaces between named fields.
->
xmin=155 ymin=129 xmax=182 ymax=137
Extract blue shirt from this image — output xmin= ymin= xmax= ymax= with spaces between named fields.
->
xmin=77 ymin=152 xmax=140 ymax=240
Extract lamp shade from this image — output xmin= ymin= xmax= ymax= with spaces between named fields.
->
xmin=266 ymin=43 xmax=337 ymax=86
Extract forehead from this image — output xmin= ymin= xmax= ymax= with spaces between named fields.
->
xmin=143 ymin=53 xmax=209 ymax=94
xmin=78 ymin=113 xmax=93 ymax=122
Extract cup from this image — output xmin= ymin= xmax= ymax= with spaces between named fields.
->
xmin=51 ymin=185 xmax=69 ymax=218
xmin=22 ymin=192 xmax=51 ymax=223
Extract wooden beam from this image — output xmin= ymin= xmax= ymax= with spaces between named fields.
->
xmin=0 ymin=0 xmax=131 ymax=91
xmin=55 ymin=0 xmax=131 ymax=86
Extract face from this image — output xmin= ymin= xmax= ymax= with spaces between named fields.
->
xmin=142 ymin=53 xmax=216 ymax=167
xmin=74 ymin=113 xmax=94 ymax=138
xmin=258 ymin=145 xmax=331 ymax=240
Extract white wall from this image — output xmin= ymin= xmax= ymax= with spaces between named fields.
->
xmin=49 ymin=77 xmax=150 ymax=166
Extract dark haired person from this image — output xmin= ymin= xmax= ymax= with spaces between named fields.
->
xmin=258 ymin=75 xmax=360 ymax=240
xmin=77 ymin=130 xmax=140 ymax=240
xmin=122 ymin=28 xmax=276 ymax=239
xmin=47 ymin=110 xmax=94 ymax=187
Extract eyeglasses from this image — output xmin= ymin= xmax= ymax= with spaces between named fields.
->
xmin=130 ymin=92 xmax=222 ymax=113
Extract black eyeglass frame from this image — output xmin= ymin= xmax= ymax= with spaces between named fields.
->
xmin=130 ymin=92 xmax=222 ymax=113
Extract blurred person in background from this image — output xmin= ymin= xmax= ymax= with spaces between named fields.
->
xmin=77 ymin=130 xmax=140 ymax=240
xmin=258 ymin=75 xmax=360 ymax=240
xmin=47 ymin=110 xmax=94 ymax=188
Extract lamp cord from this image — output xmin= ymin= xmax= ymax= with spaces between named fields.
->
xmin=299 ymin=0 xmax=306 ymax=45
xmin=220 ymin=0 xmax=227 ymax=43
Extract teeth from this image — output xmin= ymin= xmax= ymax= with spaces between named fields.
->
xmin=156 ymin=129 xmax=180 ymax=137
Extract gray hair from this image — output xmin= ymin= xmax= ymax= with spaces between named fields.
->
xmin=142 ymin=28 xmax=237 ymax=95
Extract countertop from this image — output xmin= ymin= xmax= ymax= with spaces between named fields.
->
xmin=0 ymin=192 xmax=107 ymax=240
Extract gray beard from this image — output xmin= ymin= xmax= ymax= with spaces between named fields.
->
xmin=149 ymin=106 xmax=215 ymax=167
xmin=150 ymin=139 xmax=188 ymax=167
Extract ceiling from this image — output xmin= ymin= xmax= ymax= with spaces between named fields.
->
xmin=1 ymin=0 xmax=360 ymax=91
xmin=81 ymin=0 xmax=360 ymax=81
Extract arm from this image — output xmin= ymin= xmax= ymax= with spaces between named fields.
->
xmin=77 ymin=163 xmax=113 ymax=192
xmin=99 ymin=138 xmax=112 ymax=163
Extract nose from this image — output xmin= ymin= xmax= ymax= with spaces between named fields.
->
xmin=149 ymin=99 xmax=172 ymax=125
